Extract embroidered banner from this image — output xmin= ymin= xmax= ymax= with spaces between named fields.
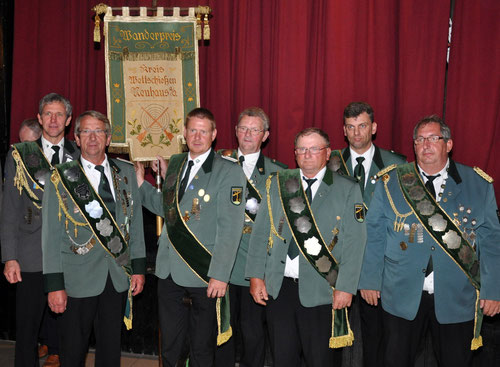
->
xmin=104 ymin=7 xmax=200 ymax=161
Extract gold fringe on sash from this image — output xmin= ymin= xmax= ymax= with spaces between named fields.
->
xmin=471 ymin=289 xmax=483 ymax=350
xmin=12 ymin=149 xmax=42 ymax=209
xmin=123 ymin=280 xmax=134 ymax=330
xmin=329 ymin=307 xmax=354 ymax=349
xmin=216 ymin=298 xmax=232 ymax=346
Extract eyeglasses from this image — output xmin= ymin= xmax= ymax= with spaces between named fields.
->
xmin=236 ymin=126 xmax=264 ymax=136
xmin=294 ymin=146 xmax=329 ymax=155
xmin=79 ymin=129 xmax=107 ymax=136
xmin=414 ymin=135 xmax=444 ymax=145
xmin=42 ymin=111 xmax=66 ymax=119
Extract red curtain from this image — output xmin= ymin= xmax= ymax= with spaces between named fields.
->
xmin=10 ymin=1 xmax=457 ymax=173
xmin=445 ymin=0 xmax=500 ymax=194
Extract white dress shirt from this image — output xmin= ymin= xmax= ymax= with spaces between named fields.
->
xmin=350 ymin=143 xmax=375 ymax=188
xmin=41 ymin=135 xmax=64 ymax=163
xmin=80 ymin=155 xmax=116 ymax=200
xmin=418 ymin=159 xmax=450 ymax=294
xmin=181 ymin=149 xmax=212 ymax=192
xmin=284 ymin=166 xmax=327 ymax=279
xmin=237 ymin=149 xmax=260 ymax=179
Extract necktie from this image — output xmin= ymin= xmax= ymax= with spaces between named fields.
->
xmin=423 ymin=173 xmax=440 ymax=199
xmin=51 ymin=145 xmax=60 ymax=165
xmin=95 ymin=165 xmax=115 ymax=217
xmin=178 ymin=160 xmax=194 ymax=203
xmin=354 ymin=157 xmax=365 ymax=195
xmin=422 ymin=173 xmax=440 ymax=276
xmin=288 ymin=177 xmax=317 ymax=260
xmin=239 ymin=155 xmax=245 ymax=166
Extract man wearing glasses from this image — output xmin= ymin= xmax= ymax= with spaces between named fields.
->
xmin=359 ymin=115 xmax=500 ymax=367
xmin=247 ymin=127 xmax=366 ymax=366
xmin=1 ymin=93 xmax=79 ymax=366
xmin=42 ymin=110 xmax=146 ymax=365
xmin=216 ymin=107 xmax=286 ymax=367
xmin=329 ymin=101 xmax=406 ymax=367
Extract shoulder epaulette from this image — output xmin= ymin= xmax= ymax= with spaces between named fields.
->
xmin=376 ymin=164 xmax=397 ymax=178
xmin=221 ymin=155 xmax=238 ymax=163
xmin=270 ymin=158 xmax=288 ymax=169
xmin=473 ymin=166 xmax=493 ymax=183
xmin=390 ymin=150 xmax=407 ymax=161
xmin=217 ymin=148 xmax=236 ymax=157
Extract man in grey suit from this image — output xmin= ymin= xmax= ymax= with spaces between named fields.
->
xmin=329 ymin=101 xmax=406 ymax=367
xmin=216 ymin=107 xmax=287 ymax=367
xmin=137 ymin=107 xmax=246 ymax=367
xmin=43 ymin=110 xmax=146 ymax=366
xmin=247 ymin=127 xmax=366 ymax=366
xmin=1 ymin=93 xmax=79 ymax=366
xmin=359 ymin=115 xmax=500 ymax=367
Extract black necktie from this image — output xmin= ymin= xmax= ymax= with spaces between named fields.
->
xmin=423 ymin=173 xmax=440 ymax=199
xmin=51 ymin=145 xmax=60 ymax=165
xmin=178 ymin=160 xmax=194 ymax=202
xmin=288 ymin=177 xmax=317 ymax=260
xmin=422 ymin=173 xmax=440 ymax=276
xmin=354 ymin=157 xmax=365 ymax=195
xmin=239 ymin=155 xmax=245 ymax=166
xmin=95 ymin=165 xmax=115 ymax=217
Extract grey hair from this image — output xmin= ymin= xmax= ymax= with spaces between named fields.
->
xmin=38 ymin=93 xmax=72 ymax=117
xmin=75 ymin=110 xmax=111 ymax=136
xmin=413 ymin=115 xmax=451 ymax=142
xmin=238 ymin=107 xmax=270 ymax=131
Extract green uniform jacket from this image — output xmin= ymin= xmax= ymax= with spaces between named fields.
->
xmin=217 ymin=149 xmax=287 ymax=286
xmin=245 ymin=168 xmax=367 ymax=307
xmin=42 ymin=159 xmax=146 ymax=297
xmin=329 ymin=145 xmax=406 ymax=208
xmin=140 ymin=149 xmax=246 ymax=287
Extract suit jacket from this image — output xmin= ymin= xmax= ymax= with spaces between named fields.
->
xmin=245 ymin=168 xmax=367 ymax=307
xmin=1 ymin=138 xmax=79 ymax=272
xmin=358 ymin=161 xmax=500 ymax=324
xmin=140 ymin=149 xmax=246 ymax=287
xmin=217 ymin=150 xmax=287 ymax=286
xmin=42 ymin=158 xmax=146 ymax=298
xmin=332 ymin=145 xmax=406 ymax=208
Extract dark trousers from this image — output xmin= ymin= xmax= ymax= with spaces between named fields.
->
xmin=58 ymin=275 xmax=126 ymax=367
xmin=15 ymin=271 xmax=46 ymax=367
xmin=359 ymin=294 xmax=384 ymax=367
xmin=215 ymin=284 xmax=267 ymax=367
xmin=266 ymin=277 xmax=335 ymax=367
xmin=39 ymin=305 xmax=59 ymax=355
xmin=158 ymin=276 xmax=217 ymax=367
xmin=382 ymin=291 xmax=473 ymax=367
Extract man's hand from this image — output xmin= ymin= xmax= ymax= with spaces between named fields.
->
xmin=207 ymin=278 xmax=228 ymax=298
xmin=480 ymin=299 xmax=500 ymax=317
xmin=134 ymin=161 xmax=146 ymax=187
xmin=3 ymin=260 xmax=22 ymax=284
xmin=333 ymin=290 xmax=353 ymax=309
xmin=131 ymin=274 xmax=145 ymax=296
xmin=151 ymin=156 xmax=168 ymax=180
xmin=360 ymin=289 xmax=380 ymax=306
xmin=249 ymin=278 xmax=269 ymax=306
xmin=48 ymin=290 xmax=67 ymax=314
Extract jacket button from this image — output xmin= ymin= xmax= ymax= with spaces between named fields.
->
xmin=422 ymin=268 xmax=426 ymax=273
xmin=431 ymin=246 xmax=435 ymax=251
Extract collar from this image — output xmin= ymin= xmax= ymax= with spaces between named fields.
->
xmin=41 ymin=135 xmax=64 ymax=150
xmin=80 ymin=155 xmax=110 ymax=172
xmin=189 ymin=148 xmax=212 ymax=167
xmin=200 ymin=149 xmax=215 ymax=173
xmin=418 ymin=159 xmax=450 ymax=180
xmin=300 ymin=166 xmax=327 ymax=183
xmin=237 ymin=148 xmax=262 ymax=174
xmin=350 ymin=143 xmax=375 ymax=163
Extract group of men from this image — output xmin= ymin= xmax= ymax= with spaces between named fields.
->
xmin=1 ymin=94 xmax=500 ymax=367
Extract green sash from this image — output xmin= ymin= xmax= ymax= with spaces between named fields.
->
xmin=396 ymin=163 xmax=482 ymax=349
xmin=163 ymin=154 xmax=232 ymax=345
xmin=276 ymin=169 xmax=353 ymax=348
xmin=51 ymin=161 xmax=135 ymax=329
xmin=11 ymin=142 xmax=52 ymax=208
xmin=329 ymin=150 xmax=349 ymax=176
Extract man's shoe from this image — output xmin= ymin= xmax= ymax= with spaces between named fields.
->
xmin=43 ymin=354 xmax=60 ymax=367
xmin=38 ymin=344 xmax=48 ymax=358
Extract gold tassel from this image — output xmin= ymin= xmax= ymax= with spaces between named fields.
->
xmin=196 ymin=13 xmax=202 ymax=40
xmin=123 ymin=282 xmax=133 ymax=330
xmin=329 ymin=307 xmax=355 ymax=349
xmin=470 ymin=289 xmax=483 ymax=350
xmin=203 ymin=14 xmax=210 ymax=40
xmin=471 ymin=335 xmax=483 ymax=350
xmin=91 ymin=3 xmax=108 ymax=43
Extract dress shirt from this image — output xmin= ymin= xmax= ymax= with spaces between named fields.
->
xmin=41 ymin=136 xmax=64 ymax=164
xmin=350 ymin=143 xmax=375 ymax=188
xmin=418 ymin=159 xmax=450 ymax=294
xmin=237 ymin=148 xmax=260 ymax=179
xmin=181 ymin=149 xmax=212 ymax=188
xmin=284 ymin=166 xmax=327 ymax=279
xmin=80 ymin=155 xmax=116 ymax=200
